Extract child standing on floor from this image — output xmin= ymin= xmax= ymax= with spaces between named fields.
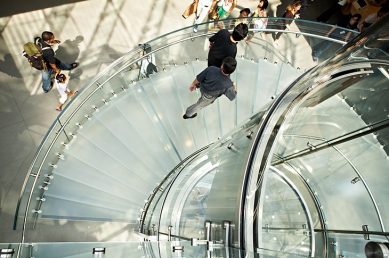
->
xmin=55 ymin=73 xmax=77 ymax=111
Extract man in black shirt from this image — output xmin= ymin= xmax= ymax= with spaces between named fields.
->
xmin=207 ymin=23 xmax=248 ymax=67
xmin=312 ymin=14 xmax=361 ymax=62
xmin=183 ymin=57 xmax=237 ymax=119
xmin=38 ymin=31 xmax=79 ymax=93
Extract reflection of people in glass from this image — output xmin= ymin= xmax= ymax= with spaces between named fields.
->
xmin=312 ymin=14 xmax=361 ymax=62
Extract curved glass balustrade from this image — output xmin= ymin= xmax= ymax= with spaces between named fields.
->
xmin=138 ymin=16 xmax=389 ymax=258
xmin=10 ymin=16 xmax=374 ymax=258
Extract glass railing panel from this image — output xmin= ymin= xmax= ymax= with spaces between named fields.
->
xmin=14 ymin=121 xmax=67 ymax=230
xmin=259 ymin=168 xmax=312 ymax=256
xmin=235 ymin=58 xmax=259 ymax=125
xmin=280 ymin=146 xmax=381 ymax=231
xmin=323 ymin=232 xmax=388 ymax=258
xmin=327 ymin=133 xmax=389 ymax=231
xmin=158 ymin=123 xmax=260 ymax=240
xmin=274 ymin=71 xmax=378 ymax=158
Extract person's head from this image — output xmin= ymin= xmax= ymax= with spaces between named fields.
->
xmin=56 ymin=73 xmax=67 ymax=83
xmin=232 ymin=23 xmax=249 ymax=41
xmin=258 ymin=0 xmax=269 ymax=10
xmin=240 ymin=8 xmax=251 ymax=17
xmin=287 ymin=0 xmax=302 ymax=12
xmin=42 ymin=31 xmax=55 ymax=43
xmin=349 ymin=13 xmax=362 ymax=24
xmin=75 ymin=35 xmax=84 ymax=44
xmin=139 ymin=43 xmax=152 ymax=54
xmin=221 ymin=57 xmax=237 ymax=74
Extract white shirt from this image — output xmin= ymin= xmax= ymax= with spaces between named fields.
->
xmin=199 ymin=0 xmax=214 ymax=7
xmin=140 ymin=53 xmax=156 ymax=76
xmin=364 ymin=12 xmax=380 ymax=24
xmin=56 ymin=80 xmax=69 ymax=95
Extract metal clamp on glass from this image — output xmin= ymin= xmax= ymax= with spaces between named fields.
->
xmin=223 ymin=220 xmax=231 ymax=247
xmin=191 ymin=238 xmax=208 ymax=246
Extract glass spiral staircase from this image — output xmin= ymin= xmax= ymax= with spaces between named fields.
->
xmin=2 ymin=17 xmax=389 ymax=258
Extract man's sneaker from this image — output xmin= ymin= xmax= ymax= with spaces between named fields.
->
xmin=193 ymin=24 xmax=198 ymax=33
xmin=71 ymin=62 xmax=79 ymax=69
xmin=44 ymin=81 xmax=54 ymax=93
xmin=183 ymin=113 xmax=197 ymax=119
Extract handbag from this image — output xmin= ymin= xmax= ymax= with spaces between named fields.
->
xmin=182 ymin=0 xmax=198 ymax=19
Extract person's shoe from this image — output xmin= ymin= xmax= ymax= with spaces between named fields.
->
xmin=44 ymin=81 xmax=54 ymax=93
xmin=71 ymin=62 xmax=79 ymax=69
xmin=312 ymin=56 xmax=318 ymax=62
xmin=193 ymin=24 xmax=198 ymax=33
xmin=183 ymin=113 xmax=197 ymax=119
xmin=182 ymin=15 xmax=188 ymax=19
xmin=296 ymin=33 xmax=301 ymax=38
xmin=56 ymin=107 xmax=62 ymax=111
xmin=274 ymin=40 xmax=280 ymax=46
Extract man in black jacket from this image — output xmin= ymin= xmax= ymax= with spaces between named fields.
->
xmin=207 ymin=23 xmax=248 ymax=68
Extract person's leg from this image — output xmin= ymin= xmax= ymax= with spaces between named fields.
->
xmin=185 ymin=92 xmax=217 ymax=117
xmin=41 ymin=68 xmax=53 ymax=92
xmin=58 ymin=61 xmax=73 ymax=71
xmin=312 ymin=40 xmax=332 ymax=58
xmin=194 ymin=4 xmax=210 ymax=24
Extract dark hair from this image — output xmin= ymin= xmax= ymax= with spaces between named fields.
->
xmin=222 ymin=57 xmax=237 ymax=74
xmin=56 ymin=73 xmax=66 ymax=82
xmin=259 ymin=0 xmax=268 ymax=10
xmin=240 ymin=8 xmax=251 ymax=15
xmin=139 ymin=43 xmax=152 ymax=54
xmin=42 ymin=31 xmax=54 ymax=41
xmin=232 ymin=23 xmax=249 ymax=41
xmin=351 ymin=13 xmax=362 ymax=22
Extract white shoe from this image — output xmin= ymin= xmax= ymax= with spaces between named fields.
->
xmin=274 ymin=40 xmax=280 ymax=46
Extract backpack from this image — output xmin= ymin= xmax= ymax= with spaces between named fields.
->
xmin=145 ymin=55 xmax=157 ymax=77
xmin=22 ymin=38 xmax=50 ymax=71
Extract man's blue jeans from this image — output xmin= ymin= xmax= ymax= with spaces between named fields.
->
xmin=312 ymin=40 xmax=333 ymax=58
xmin=41 ymin=61 xmax=73 ymax=92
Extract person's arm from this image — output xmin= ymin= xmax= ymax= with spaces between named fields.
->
xmin=224 ymin=0 xmax=237 ymax=18
xmin=358 ymin=20 xmax=365 ymax=31
xmin=233 ymin=81 xmax=237 ymax=92
xmin=345 ymin=31 xmax=352 ymax=42
xmin=225 ymin=84 xmax=237 ymax=101
xmin=49 ymin=63 xmax=61 ymax=74
xmin=189 ymin=78 xmax=200 ymax=91
xmin=209 ymin=0 xmax=217 ymax=13
xmin=325 ymin=26 xmax=337 ymax=37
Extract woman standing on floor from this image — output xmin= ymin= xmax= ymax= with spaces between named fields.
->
xmin=211 ymin=0 xmax=238 ymax=30
xmin=246 ymin=0 xmax=269 ymax=43
xmin=274 ymin=0 xmax=302 ymax=45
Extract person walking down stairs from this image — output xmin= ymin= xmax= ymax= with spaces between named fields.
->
xmin=183 ymin=57 xmax=237 ymax=119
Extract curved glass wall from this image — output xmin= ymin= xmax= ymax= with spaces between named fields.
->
xmin=140 ymin=16 xmax=389 ymax=258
